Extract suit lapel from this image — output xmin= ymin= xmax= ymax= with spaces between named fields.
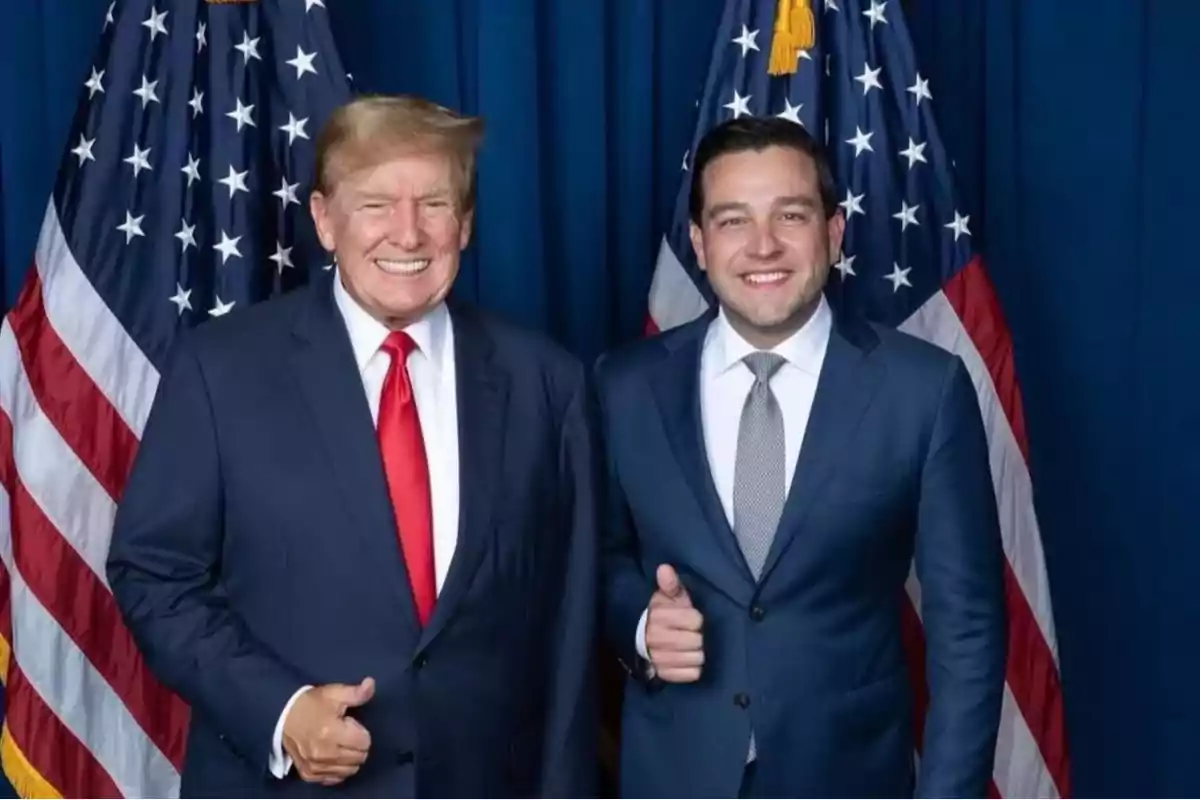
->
xmin=651 ymin=318 xmax=756 ymax=603
xmin=758 ymin=315 xmax=885 ymax=583
xmin=416 ymin=303 xmax=509 ymax=652
xmin=287 ymin=275 xmax=420 ymax=629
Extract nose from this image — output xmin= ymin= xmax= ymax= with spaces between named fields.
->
xmin=747 ymin=220 xmax=783 ymax=260
xmin=387 ymin=199 xmax=424 ymax=250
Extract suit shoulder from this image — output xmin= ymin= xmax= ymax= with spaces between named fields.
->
xmin=866 ymin=320 xmax=963 ymax=377
xmin=459 ymin=305 xmax=587 ymax=402
xmin=593 ymin=316 xmax=707 ymax=388
xmin=175 ymin=281 xmax=314 ymax=362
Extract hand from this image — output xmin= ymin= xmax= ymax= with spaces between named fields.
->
xmin=281 ymin=677 xmax=375 ymax=785
xmin=645 ymin=564 xmax=704 ymax=683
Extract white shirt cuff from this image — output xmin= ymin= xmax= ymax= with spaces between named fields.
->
xmin=269 ymin=685 xmax=312 ymax=779
xmin=635 ymin=607 xmax=650 ymax=661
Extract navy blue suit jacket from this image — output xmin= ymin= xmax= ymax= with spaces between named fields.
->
xmin=596 ymin=307 xmax=1006 ymax=798
xmin=107 ymin=272 xmax=600 ymax=798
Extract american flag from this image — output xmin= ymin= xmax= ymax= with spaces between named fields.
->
xmin=646 ymin=0 xmax=1069 ymax=796
xmin=0 ymin=0 xmax=349 ymax=795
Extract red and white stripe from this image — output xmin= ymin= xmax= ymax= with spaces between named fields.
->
xmin=0 ymin=201 xmax=187 ymax=797
xmin=647 ymin=241 xmax=1070 ymax=799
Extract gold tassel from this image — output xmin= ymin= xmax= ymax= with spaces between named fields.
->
xmin=768 ymin=0 xmax=816 ymax=76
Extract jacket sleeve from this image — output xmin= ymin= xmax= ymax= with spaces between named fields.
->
xmin=106 ymin=338 xmax=307 ymax=772
xmin=593 ymin=357 xmax=656 ymax=682
xmin=913 ymin=355 xmax=1007 ymax=797
xmin=538 ymin=368 xmax=601 ymax=797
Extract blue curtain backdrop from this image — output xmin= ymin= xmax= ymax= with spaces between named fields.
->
xmin=1 ymin=0 xmax=1199 ymax=796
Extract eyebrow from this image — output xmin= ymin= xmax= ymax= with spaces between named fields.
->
xmin=706 ymin=196 xmax=819 ymax=219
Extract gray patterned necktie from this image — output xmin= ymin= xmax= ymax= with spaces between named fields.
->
xmin=733 ymin=352 xmax=787 ymax=763
xmin=733 ymin=352 xmax=787 ymax=580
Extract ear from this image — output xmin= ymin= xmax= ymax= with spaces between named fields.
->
xmin=689 ymin=220 xmax=708 ymax=272
xmin=458 ymin=208 xmax=474 ymax=250
xmin=826 ymin=209 xmax=846 ymax=263
xmin=309 ymin=190 xmax=337 ymax=253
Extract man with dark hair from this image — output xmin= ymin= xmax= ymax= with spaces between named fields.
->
xmin=597 ymin=115 xmax=1006 ymax=798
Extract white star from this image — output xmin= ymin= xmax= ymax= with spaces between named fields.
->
xmin=863 ymin=0 xmax=888 ymax=29
xmin=71 ymin=135 xmax=96 ymax=165
xmin=833 ymin=253 xmax=856 ymax=279
xmin=181 ymin=153 xmax=201 ymax=186
xmin=168 ymin=284 xmax=192 ymax=315
xmin=273 ymin=177 xmax=300 ymax=208
xmin=117 ymin=211 xmax=145 ymax=243
xmin=908 ymin=73 xmax=933 ymax=105
xmin=175 ymin=220 xmax=197 ymax=252
xmin=825 ymin=0 xmax=840 ymax=11
xmin=235 ymin=32 xmax=262 ymax=63
xmin=189 ymin=87 xmax=204 ymax=117
xmin=885 ymin=263 xmax=912 ymax=292
xmin=196 ymin=22 xmax=207 ymax=53
xmin=133 ymin=75 xmax=160 ymax=108
xmin=776 ymin=99 xmax=803 ymax=126
xmin=899 ymin=138 xmax=928 ymax=170
xmin=124 ymin=144 xmax=153 ymax=177
xmin=855 ymin=63 xmax=883 ymax=95
xmin=846 ymin=126 xmax=874 ymax=157
xmin=269 ymin=242 xmax=294 ymax=272
xmin=286 ymin=47 xmax=318 ymax=79
xmin=724 ymin=90 xmax=752 ymax=119
xmin=280 ymin=113 xmax=309 ymax=145
xmin=893 ymin=201 xmax=920 ymax=231
xmin=142 ymin=7 xmax=168 ymax=41
xmin=825 ymin=54 xmax=832 ymax=77
xmin=839 ymin=189 xmax=865 ymax=219
xmin=219 ymin=166 xmax=250 ymax=198
xmin=227 ymin=98 xmax=256 ymax=131
xmin=213 ymin=231 xmax=242 ymax=264
xmin=104 ymin=1 xmax=115 ymax=28
xmin=209 ymin=295 xmax=236 ymax=317
xmin=305 ymin=0 xmax=326 ymax=10
xmin=798 ymin=49 xmax=813 ymax=64
xmin=85 ymin=68 xmax=105 ymax=98
xmin=681 ymin=149 xmax=690 ymax=172
xmin=732 ymin=25 xmax=759 ymax=57
xmin=946 ymin=211 xmax=971 ymax=241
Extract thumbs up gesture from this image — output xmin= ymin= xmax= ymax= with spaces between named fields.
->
xmin=646 ymin=564 xmax=705 ymax=683
xmin=282 ymin=677 xmax=376 ymax=785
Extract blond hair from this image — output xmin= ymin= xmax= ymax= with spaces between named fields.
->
xmin=313 ymin=94 xmax=485 ymax=211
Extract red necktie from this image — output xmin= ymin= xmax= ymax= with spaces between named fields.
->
xmin=377 ymin=331 xmax=436 ymax=626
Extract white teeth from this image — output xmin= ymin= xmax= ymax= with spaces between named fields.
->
xmin=376 ymin=258 xmax=430 ymax=276
xmin=745 ymin=271 xmax=787 ymax=284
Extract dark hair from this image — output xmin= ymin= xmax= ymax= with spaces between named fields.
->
xmin=688 ymin=116 xmax=839 ymax=224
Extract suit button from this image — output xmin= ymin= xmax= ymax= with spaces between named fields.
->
xmin=414 ymin=654 xmax=428 ymax=670
xmin=396 ymin=750 xmax=414 ymax=765
xmin=750 ymin=606 xmax=765 ymax=621
xmin=734 ymin=692 xmax=751 ymax=709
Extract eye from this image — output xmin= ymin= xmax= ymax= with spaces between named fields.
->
xmin=717 ymin=217 xmax=746 ymax=228
xmin=780 ymin=211 xmax=810 ymax=222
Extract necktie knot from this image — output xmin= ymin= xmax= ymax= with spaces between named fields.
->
xmin=381 ymin=330 xmax=418 ymax=360
xmin=743 ymin=351 xmax=786 ymax=384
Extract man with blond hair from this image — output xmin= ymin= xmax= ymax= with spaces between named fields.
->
xmin=107 ymin=94 xmax=600 ymax=798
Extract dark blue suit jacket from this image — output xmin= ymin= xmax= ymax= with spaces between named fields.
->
xmin=596 ymin=307 xmax=1006 ymax=798
xmin=107 ymin=272 xmax=600 ymax=798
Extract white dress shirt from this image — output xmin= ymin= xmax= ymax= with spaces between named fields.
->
xmin=635 ymin=295 xmax=832 ymax=659
xmin=269 ymin=272 xmax=460 ymax=778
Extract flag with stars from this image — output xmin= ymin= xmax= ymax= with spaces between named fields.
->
xmin=0 ymin=0 xmax=349 ymax=795
xmin=646 ymin=0 xmax=1069 ymax=796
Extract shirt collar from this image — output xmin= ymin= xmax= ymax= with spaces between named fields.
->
xmin=332 ymin=268 xmax=451 ymax=375
xmin=708 ymin=293 xmax=833 ymax=378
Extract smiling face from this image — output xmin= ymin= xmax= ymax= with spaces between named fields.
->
xmin=689 ymin=144 xmax=844 ymax=349
xmin=310 ymin=148 xmax=473 ymax=329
